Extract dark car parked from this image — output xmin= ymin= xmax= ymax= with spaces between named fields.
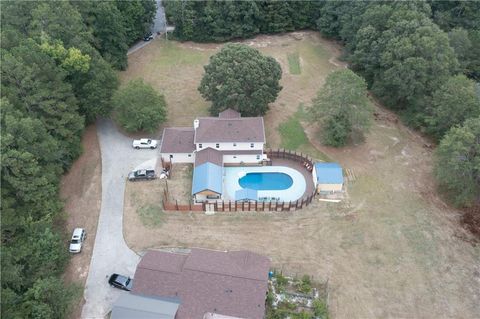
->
xmin=128 ymin=169 xmax=156 ymax=181
xmin=143 ymin=32 xmax=154 ymax=41
xmin=108 ymin=273 xmax=133 ymax=291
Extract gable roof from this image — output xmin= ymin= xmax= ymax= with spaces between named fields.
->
xmin=132 ymin=249 xmax=271 ymax=319
xmin=160 ymin=127 xmax=195 ymax=154
xmin=195 ymin=147 xmax=223 ymax=167
xmin=192 ymin=162 xmax=223 ymax=195
xmin=194 ymin=117 xmax=265 ymax=143
xmin=218 ymin=109 xmax=241 ymax=119
xmin=111 ymin=294 xmax=180 ymax=319
xmin=314 ymin=162 xmax=344 ymax=184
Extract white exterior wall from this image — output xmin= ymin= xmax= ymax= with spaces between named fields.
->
xmin=312 ymin=167 xmax=318 ymax=188
xmin=223 ymin=154 xmax=267 ymax=164
xmin=317 ymin=183 xmax=343 ymax=192
xmin=195 ymin=142 xmax=264 ymax=152
xmin=160 ymin=153 xmax=194 ymax=164
xmin=194 ymin=193 xmax=221 ymax=202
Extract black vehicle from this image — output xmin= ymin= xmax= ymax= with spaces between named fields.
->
xmin=143 ymin=33 xmax=154 ymax=41
xmin=128 ymin=169 xmax=156 ymax=181
xmin=108 ymin=273 xmax=133 ymax=291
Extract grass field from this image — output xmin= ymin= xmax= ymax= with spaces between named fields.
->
xmin=121 ymin=32 xmax=480 ymax=319
xmin=287 ymin=52 xmax=301 ymax=74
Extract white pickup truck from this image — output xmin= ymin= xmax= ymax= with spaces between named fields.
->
xmin=132 ymin=138 xmax=158 ymax=149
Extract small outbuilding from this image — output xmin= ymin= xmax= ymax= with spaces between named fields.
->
xmin=313 ymin=162 xmax=344 ymax=193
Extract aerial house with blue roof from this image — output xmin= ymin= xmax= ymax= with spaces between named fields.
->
xmin=312 ymin=162 xmax=344 ymax=193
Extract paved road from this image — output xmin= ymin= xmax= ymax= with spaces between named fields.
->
xmin=81 ymin=119 xmax=158 ymax=318
xmin=127 ymin=0 xmax=166 ymax=55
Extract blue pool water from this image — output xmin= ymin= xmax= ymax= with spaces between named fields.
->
xmin=239 ymin=172 xmax=293 ymax=190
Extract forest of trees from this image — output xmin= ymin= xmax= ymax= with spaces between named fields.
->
xmin=166 ymin=0 xmax=480 ymax=208
xmin=0 ymin=1 xmax=155 ymax=317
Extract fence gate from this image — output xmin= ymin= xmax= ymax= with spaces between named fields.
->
xmin=205 ymin=203 xmax=215 ymax=215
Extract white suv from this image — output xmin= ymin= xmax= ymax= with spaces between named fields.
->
xmin=69 ymin=228 xmax=86 ymax=253
xmin=132 ymin=139 xmax=158 ymax=149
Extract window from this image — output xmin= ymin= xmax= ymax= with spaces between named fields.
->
xmin=169 ymin=155 xmax=173 ymax=159
xmin=233 ymin=143 xmax=237 ymax=147
xmin=233 ymin=156 xmax=237 ymax=159
xmin=250 ymin=143 xmax=254 ymax=148
xmin=216 ymin=143 xmax=219 ymax=148
xmin=188 ymin=154 xmax=192 ymax=157
xmin=256 ymin=155 xmax=260 ymax=160
xmin=199 ymin=144 xmax=202 ymax=149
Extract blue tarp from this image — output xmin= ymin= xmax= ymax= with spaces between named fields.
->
xmin=314 ymin=162 xmax=343 ymax=184
xmin=235 ymin=188 xmax=258 ymax=201
xmin=192 ymin=162 xmax=223 ymax=195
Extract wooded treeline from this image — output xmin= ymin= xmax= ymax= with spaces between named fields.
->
xmin=0 ymin=1 xmax=154 ymax=318
xmin=166 ymin=0 xmax=480 ymax=207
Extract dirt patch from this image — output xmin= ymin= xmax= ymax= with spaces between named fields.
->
xmin=60 ymin=125 xmax=102 ymax=319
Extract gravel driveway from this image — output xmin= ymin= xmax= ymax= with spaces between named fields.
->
xmin=81 ymin=119 xmax=159 ymax=318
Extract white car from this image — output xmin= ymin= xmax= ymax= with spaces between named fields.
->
xmin=69 ymin=228 xmax=86 ymax=253
xmin=132 ymin=138 xmax=158 ymax=149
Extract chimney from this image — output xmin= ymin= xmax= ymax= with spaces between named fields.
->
xmin=193 ymin=119 xmax=199 ymax=130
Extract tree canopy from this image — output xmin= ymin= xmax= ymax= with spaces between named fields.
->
xmin=435 ymin=118 xmax=480 ymax=207
xmin=426 ymin=75 xmax=480 ymax=140
xmin=0 ymin=1 xmax=155 ymax=317
xmin=310 ymin=69 xmax=372 ymax=147
xmin=198 ymin=43 xmax=282 ymax=116
xmin=114 ymin=79 xmax=167 ymax=133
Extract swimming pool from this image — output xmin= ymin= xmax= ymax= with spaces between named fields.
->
xmin=239 ymin=172 xmax=293 ymax=190
xmin=224 ymin=166 xmax=307 ymax=202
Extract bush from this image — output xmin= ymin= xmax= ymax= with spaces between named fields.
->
xmin=114 ymin=79 xmax=167 ymax=132
xmin=298 ymin=275 xmax=312 ymax=294
xmin=313 ymin=299 xmax=329 ymax=319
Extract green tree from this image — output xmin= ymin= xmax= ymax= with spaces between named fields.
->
xmin=74 ymin=1 xmax=128 ymax=70
xmin=198 ymin=43 xmax=282 ymax=116
xmin=115 ymin=0 xmax=156 ymax=45
xmin=435 ymin=117 xmax=480 ymax=207
xmin=311 ymin=69 xmax=372 ymax=147
xmin=448 ymin=28 xmax=472 ymax=75
xmin=113 ymin=79 xmax=167 ymax=132
xmin=426 ymin=75 xmax=480 ymax=140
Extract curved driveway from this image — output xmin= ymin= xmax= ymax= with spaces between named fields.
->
xmin=81 ymin=119 xmax=158 ymax=318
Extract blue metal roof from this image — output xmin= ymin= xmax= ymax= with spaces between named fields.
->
xmin=192 ymin=162 xmax=223 ymax=195
xmin=314 ymin=162 xmax=343 ymax=184
xmin=235 ymin=188 xmax=258 ymax=201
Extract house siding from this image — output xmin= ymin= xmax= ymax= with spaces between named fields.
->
xmin=196 ymin=142 xmax=264 ymax=152
xmin=161 ymin=153 xmax=194 ymax=163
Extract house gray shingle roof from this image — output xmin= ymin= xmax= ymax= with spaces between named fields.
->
xmin=111 ymin=294 xmax=180 ymax=319
xmin=195 ymin=148 xmax=223 ymax=167
xmin=218 ymin=109 xmax=241 ymax=118
xmin=194 ymin=117 xmax=265 ymax=144
xmin=132 ymin=248 xmax=271 ymax=319
xmin=160 ymin=127 xmax=195 ymax=153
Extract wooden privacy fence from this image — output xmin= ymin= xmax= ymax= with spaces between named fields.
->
xmin=162 ymin=148 xmax=316 ymax=212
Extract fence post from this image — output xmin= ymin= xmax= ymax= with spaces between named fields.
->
xmin=175 ymin=199 xmax=178 ymax=210
xmin=269 ymin=201 xmax=272 ymax=211
xmin=255 ymin=201 xmax=258 ymax=211
xmin=189 ymin=200 xmax=191 ymax=211
xmin=248 ymin=201 xmax=251 ymax=211
xmin=229 ymin=201 xmax=232 ymax=212
xmin=202 ymin=202 xmax=206 ymax=211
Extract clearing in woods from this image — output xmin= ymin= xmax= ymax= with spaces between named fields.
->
xmin=121 ymin=32 xmax=480 ymax=318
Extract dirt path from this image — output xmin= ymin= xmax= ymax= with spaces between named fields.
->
xmin=61 ymin=125 xmax=102 ymax=319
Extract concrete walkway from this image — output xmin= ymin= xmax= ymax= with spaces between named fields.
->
xmin=81 ymin=119 xmax=158 ymax=318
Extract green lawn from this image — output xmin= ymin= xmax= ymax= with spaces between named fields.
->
xmin=287 ymin=52 xmax=301 ymax=75
xmin=137 ymin=204 xmax=164 ymax=227
xmin=278 ymin=106 xmax=331 ymax=161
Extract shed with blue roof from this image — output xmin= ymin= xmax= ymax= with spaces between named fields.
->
xmin=192 ymin=162 xmax=223 ymax=201
xmin=313 ymin=162 xmax=344 ymax=192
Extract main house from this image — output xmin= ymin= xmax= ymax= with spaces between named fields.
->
xmin=160 ymin=109 xmax=268 ymax=201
